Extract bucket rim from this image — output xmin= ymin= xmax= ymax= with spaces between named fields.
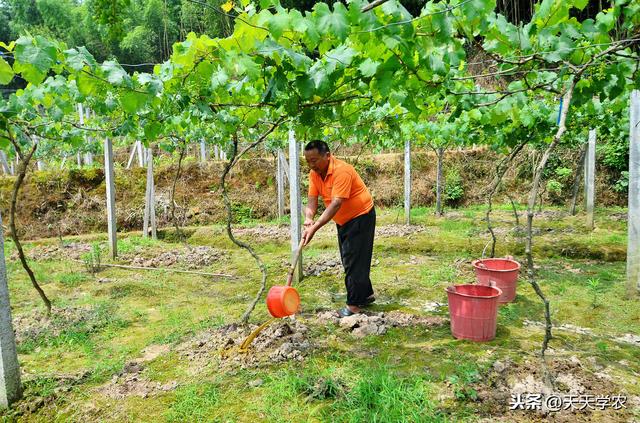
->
xmin=445 ymin=284 xmax=503 ymax=299
xmin=472 ymin=258 xmax=521 ymax=272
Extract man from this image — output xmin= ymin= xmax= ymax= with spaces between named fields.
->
xmin=301 ymin=140 xmax=376 ymax=317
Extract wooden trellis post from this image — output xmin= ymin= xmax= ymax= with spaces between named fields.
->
xmin=104 ymin=137 xmax=117 ymax=259
xmin=585 ymin=129 xmax=596 ymax=230
xmin=0 ymin=210 xmax=21 ymax=407
xmin=288 ymin=130 xmax=303 ymax=282
xmin=143 ymin=147 xmax=157 ymax=239
xmin=627 ymin=90 xmax=640 ymax=297
xmin=404 ymin=139 xmax=411 ymax=225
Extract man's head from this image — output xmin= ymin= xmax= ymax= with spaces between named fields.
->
xmin=304 ymin=140 xmax=331 ymax=175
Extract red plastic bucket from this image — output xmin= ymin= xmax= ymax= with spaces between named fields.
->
xmin=472 ymin=258 xmax=520 ymax=303
xmin=266 ymin=285 xmax=300 ymax=318
xmin=445 ymin=284 xmax=502 ymax=342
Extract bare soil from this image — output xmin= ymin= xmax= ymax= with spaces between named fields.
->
xmin=122 ymin=246 xmax=227 ymax=269
xmin=474 ymin=357 xmax=634 ymax=422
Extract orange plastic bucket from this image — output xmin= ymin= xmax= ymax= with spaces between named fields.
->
xmin=472 ymin=257 xmax=520 ymax=303
xmin=266 ymin=238 xmax=304 ymax=318
xmin=445 ymin=284 xmax=502 ymax=342
xmin=266 ymin=285 xmax=300 ymax=318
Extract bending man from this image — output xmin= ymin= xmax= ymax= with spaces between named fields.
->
xmin=301 ymin=140 xmax=376 ymax=317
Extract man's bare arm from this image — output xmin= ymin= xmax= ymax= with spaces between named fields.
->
xmin=303 ymin=197 xmax=344 ymax=245
xmin=304 ymin=196 xmax=318 ymax=227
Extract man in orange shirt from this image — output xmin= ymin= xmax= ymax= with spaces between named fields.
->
xmin=301 ymin=140 xmax=376 ymax=317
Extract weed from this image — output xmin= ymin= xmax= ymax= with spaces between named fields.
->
xmin=447 ymin=362 xmax=481 ymax=401
xmin=117 ymin=235 xmax=159 ymax=255
xmin=587 ymin=278 xmax=602 ymax=308
xmin=330 ymin=365 xmax=439 ymax=422
xmin=56 ymin=272 xmax=89 ymax=288
xmin=165 ymin=382 xmax=219 ymax=422
xmin=81 ymin=243 xmax=102 ymax=275
xmin=232 ymin=203 xmax=255 ymax=224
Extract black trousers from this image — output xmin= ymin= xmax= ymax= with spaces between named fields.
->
xmin=336 ymin=207 xmax=376 ymax=306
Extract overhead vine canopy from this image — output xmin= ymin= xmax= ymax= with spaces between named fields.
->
xmin=0 ymin=0 xmax=637 ymax=152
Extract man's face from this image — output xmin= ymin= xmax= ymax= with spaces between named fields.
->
xmin=304 ymin=149 xmax=331 ymax=174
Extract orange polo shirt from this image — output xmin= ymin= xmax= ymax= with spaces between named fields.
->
xmin=308 ymin=156 xmax=374 ymax=226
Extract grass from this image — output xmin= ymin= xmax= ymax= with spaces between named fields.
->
xmin=2 ymin=205 xmax=638 ymax=421
xmin=165 ymin=382 xmax=220 ymax=422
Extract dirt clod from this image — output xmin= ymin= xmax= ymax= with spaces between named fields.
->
xmin=13 ymin=242 xmax=91 ymax=262
xmin=475 ymin=357 xmax=631 ymax=421
xmin=317 ymin=310 xmax=446 ymax=338
xmin=375 ymin=224 xmax=426 ymax=238
xmin=124 ymin=246 xmax=226 ymax=269
xmin=176 ymin=319 xmax=313 ymax=371
xmin=96 ymin=361 xmax=178 ymax=399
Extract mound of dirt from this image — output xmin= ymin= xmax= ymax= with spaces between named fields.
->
xmin=96 ymin=361 xmax=178 ymax=400
xmin=316 ymin=311 xmax=447 ymax=338
xmin=176 ymin=319 xmax=313 ymax=371
xmin=304 ymin=255 xmax=343 ymax=276
xmin=295 ymin=254 xmax=379 ymax=277
xmin=94 ymin=344 xmax=175 ymax=400
xmin=125 ymin=246 xmax=226 ymax=269
xmin=474 ymin=357 xmax=632 ymax=421
xmin=11 ymin=370 xmax=90 ymax=417
xmin=12 ymin=242 xmax=91 ymax=262
xmin=13 ymin=306 xmax=98 ymax=345
xmin=375 ymin=224 xmax=426 ymax=238
xmin=233 ymin=225 xmax=289 ymax=240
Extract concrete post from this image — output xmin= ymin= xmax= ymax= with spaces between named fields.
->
xmin=288 ymin=130 xmax=303 ymax=282
xmin=0 ymin=210 xmax=21 ymax=407
xmin=104 ymin=138 xmax=117 ymax=258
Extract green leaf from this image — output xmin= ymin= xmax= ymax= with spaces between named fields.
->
xmin=0 ymin=57 xmax=13 ymax=85
xmin=268 ymin=12 xmax=291 ymax=39
xmin=325 ymin=45 xmax=356 ymax=68
xmin=573 ymin=0 xmax=588 ymax=10
xmin=144 ymin=121 xmax=163 ymax=140
xmin=121 ymin=91 xmax=148 ymax=114
xmin=14 ymin=36 xmax=56 ymax=73
xmin=211 ymin=68 xmax=229 ymax=89
xmin=0 ymin=41 xmax=15 ymax=52
xmin=77 ymin=72 xmax=98 ymax=96
xmin=64 ymin=47 xmax=97 ymax=72
xmin=295 ymin=75 xmax=315 ymax=99
xmin=595 ymin=10 xmax=616 ymax=31
xmin=358 ymin=58 xmax=379 ymax=77
xmin=102 ymin=61 xmax=128 ymax=85
xmin=315 ymin=2 xmax=349 ymax=41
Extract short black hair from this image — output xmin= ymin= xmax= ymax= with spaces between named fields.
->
xmin=304 ymin=140 xmax=330 ymax=154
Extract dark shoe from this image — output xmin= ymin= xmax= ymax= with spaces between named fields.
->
xmin=358 ymin=296 xmax=376 ymax=307
xmin=338 ymin=307 xmax=358 ymax=317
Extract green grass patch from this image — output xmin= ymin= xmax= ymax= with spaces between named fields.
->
xmin=165 ymin=382 xmax=220 ymax=422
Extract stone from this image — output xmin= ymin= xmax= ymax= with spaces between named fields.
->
xmin=248 ymin=379 xmax=264 ymax=388
xmin=338 ymin=314 xmax=362 ymax=329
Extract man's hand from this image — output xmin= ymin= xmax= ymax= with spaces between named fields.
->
xmin=304 ymin=218 xmax=314 ymax=230
xmin=302 ymin=225 xmax=317 ymax=246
